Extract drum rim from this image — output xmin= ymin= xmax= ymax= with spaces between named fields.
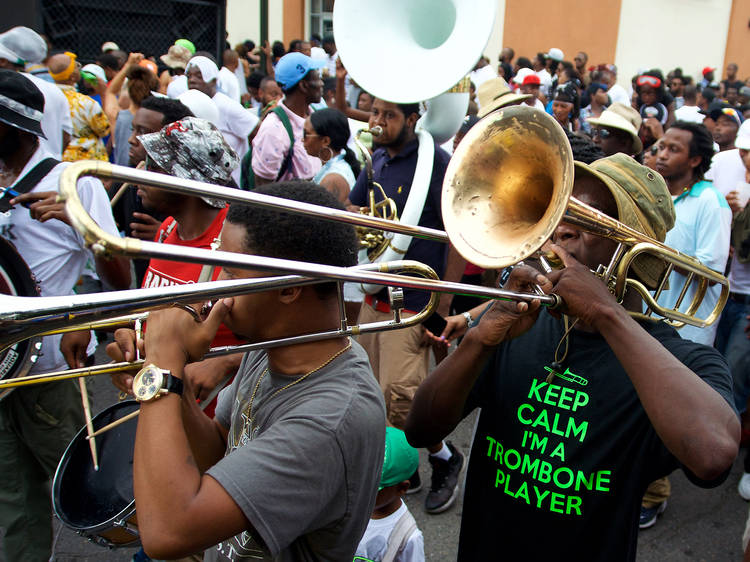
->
xmin=0 ymin=237 xmax=41 ymax=396
xmin=52 ymin=400 xmax=139 ymax=535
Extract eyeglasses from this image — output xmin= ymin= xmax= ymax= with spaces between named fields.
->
xmin=303 ymin=130 xmax=319 ymax=140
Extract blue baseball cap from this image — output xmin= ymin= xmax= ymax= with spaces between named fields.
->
xmin=274 ymin=52 xmax=325 ymax=90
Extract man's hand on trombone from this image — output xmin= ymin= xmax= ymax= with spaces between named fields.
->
xmin=106 ymin=298 xmax=234 ymax=393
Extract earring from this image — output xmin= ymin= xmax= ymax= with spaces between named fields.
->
xmin=318 ymin=146 xmax=334 ymax=161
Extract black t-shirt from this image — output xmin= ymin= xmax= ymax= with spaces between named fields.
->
xmin=722 ymin=79 xmax=744 ymax=93
xmin=350 ymin=138 xmax=450 ymax=311
xmin=458 ymin=312 xmax=734 ymax=562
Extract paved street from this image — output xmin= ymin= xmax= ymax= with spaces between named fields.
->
xmin=2 ymin=339 xmax=747 ymax=561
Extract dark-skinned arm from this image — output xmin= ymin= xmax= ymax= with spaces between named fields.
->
xmin=405 ymin=265 xmax=552 ymax=446
xmin=106 ymin=328 xmax=229 ymax=473
xmin=10 ymin=191 xmax=131 ymax=289
xmin=108 ymin=299 xmax=253 ymax=559
xmin=545 ymin=243 xmax=739 ymax=481
xmin=436 ymin=244 xmax=467 ymax=317
xmin=334 ymin=58 xmax=372 ymax=122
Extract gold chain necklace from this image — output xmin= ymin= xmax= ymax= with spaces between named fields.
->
xmin=241 ymin=339 xmax=352 ymax=438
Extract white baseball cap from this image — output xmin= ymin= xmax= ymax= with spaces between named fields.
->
xmin=81 ymin=63 xmax=107 ymax=83
xmin=546 ymin=48 xmax=564 ymax=62
xmin=512 ymin=68 xmax=535 ymax=85
xmin=0 ymin=27 xmax=47 ymax=64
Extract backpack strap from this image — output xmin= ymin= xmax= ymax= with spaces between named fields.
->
xmin=241 ymin=107 xmax=297 ymax=189
xmin=0 ymin=158 xmax=60 ymax=213
xmin=272 ymin=106 xmax=296 ymax=181
xmin=272 ymin=105 xmax=295 ymax=146
xmin=239 ymin=148 xmax=255 ymax=190
xmin=382 ymin=509 xmax=419 ymax=562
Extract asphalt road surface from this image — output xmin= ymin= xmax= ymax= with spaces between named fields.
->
xmin=1 ymin=339 xmax=747 ymax=561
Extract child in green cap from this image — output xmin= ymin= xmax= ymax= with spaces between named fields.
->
xmin=354 ymin=427 xmax=424 ymax=562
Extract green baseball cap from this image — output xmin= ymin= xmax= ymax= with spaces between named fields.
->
xmin=380 ymin=427 xmax=419 ymax=490
xmin=573 ymin=153 xmax=675 ymax=289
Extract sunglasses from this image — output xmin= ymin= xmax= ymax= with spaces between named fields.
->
xmin=636 ymin=75 xmax=662 ymax=88
xmin=592 ymin=127 xmax=613 ymax=139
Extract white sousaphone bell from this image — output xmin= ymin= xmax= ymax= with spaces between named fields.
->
xmin=333 ymin=0 xmax=498 ymax=293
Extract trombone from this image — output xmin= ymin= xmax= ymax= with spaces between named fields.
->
xmin=0 ymin=107 xmax=729 ymax=390
xmin=0 ymin=159 xmax=564 ymax=390
xmin=443 ymin=105 xmax=729 ymax=328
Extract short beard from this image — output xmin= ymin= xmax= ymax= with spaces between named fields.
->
xmin=0 ymin=127 xmax=22 ymax=159
xmin=372 ymin=123 xmax=409 ymax=150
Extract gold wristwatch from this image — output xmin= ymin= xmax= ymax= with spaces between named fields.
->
xmin=132 ymin=364 xmax=184 ymax=402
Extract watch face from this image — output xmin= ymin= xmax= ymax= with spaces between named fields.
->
xmin=134 ymin=367 xmax=164 ymax=401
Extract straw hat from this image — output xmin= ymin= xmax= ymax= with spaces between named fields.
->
xmin=587 ymin=102 xmax=643 ymax=154
xmin=477 ymin=77 xmax=531 ymax=118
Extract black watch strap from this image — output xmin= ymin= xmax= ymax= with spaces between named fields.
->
xmin=165 ymin=374 xmax=184 ymax=396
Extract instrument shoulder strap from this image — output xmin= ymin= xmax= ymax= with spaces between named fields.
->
xmin=0 ymin=157 xmax=60 ymax=212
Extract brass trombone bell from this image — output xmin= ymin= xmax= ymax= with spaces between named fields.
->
xmin=443 ymin=105 xmax=575 ymax=269
xmin=442 ymin=105 xmax=729 ymax=328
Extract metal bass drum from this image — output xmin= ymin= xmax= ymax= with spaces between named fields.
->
xmin=0 ymin=236 xmax=41 ymax=399
xmin=52 ymin=400 xmax=140 ymax=547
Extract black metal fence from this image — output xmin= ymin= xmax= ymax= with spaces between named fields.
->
xmin=41 ymin=0 xmax=226 ymax=63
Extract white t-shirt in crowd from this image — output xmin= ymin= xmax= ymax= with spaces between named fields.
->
xmin=212 ymin=91 xmax=259 ymax=183
xmin=530 ymin=98 xmax=546 ymax=111
xmin=24 ymin=72 xmax=73 ymax=159
xmin=233 ymin=64 xmax=248 ymax=95
xmin=354 ymin=502 xmax=424 ymax=562
xmin=705 ymin=148 xmax=745 ymax=195
xmin=310 ymin=46 xmax=327 ymax=62
xmin=659 ymin=182 xmax=731 ymax=345
xmin=218 ymin=66 xmax=241 ymax=103
xmin=706 ymin=148 xmax=750 ymax=295
xmin=325 ymin=51 xmax=338 ymax=78
xmin=470 ymin=64 xmax=497 ymax=91
xmin=167 ymin=75 xmax=188 ymax=99
xmin=536 ymin=69 xmax=553 ymax=98
xmin=674 ymin=104 xmax=705 ymax=124
xmin=0 ymin=145 xmax=121 ymax=372
xmin=607 ymin=83 xmax=630 ymax=106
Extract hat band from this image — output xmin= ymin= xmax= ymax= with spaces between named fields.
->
xmin=0 ymin=93 xmax=43 ymax=123
xmin=49 ymin=52 xmax=77 ymax=81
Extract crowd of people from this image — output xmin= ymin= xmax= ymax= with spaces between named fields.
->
xmin=0 ymin=21 xmax=748 ymax=562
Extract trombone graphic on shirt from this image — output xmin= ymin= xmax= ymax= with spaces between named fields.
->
xmin=543 ymin=366 xmax=588 ymax=386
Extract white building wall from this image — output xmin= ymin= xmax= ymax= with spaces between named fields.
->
xmin=613 ymin=0 xmax=732 ymax=87
xmin=483 ymin=0 xmax=505 ymax=63
xmin=226 ymin=0 xmax=284 ymax=47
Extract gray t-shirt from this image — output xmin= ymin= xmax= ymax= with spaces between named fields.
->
xmin=204 ymin=340 xmax=386 ymax=561
xmin=113 ymin=110 xmax=133 ymax=166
